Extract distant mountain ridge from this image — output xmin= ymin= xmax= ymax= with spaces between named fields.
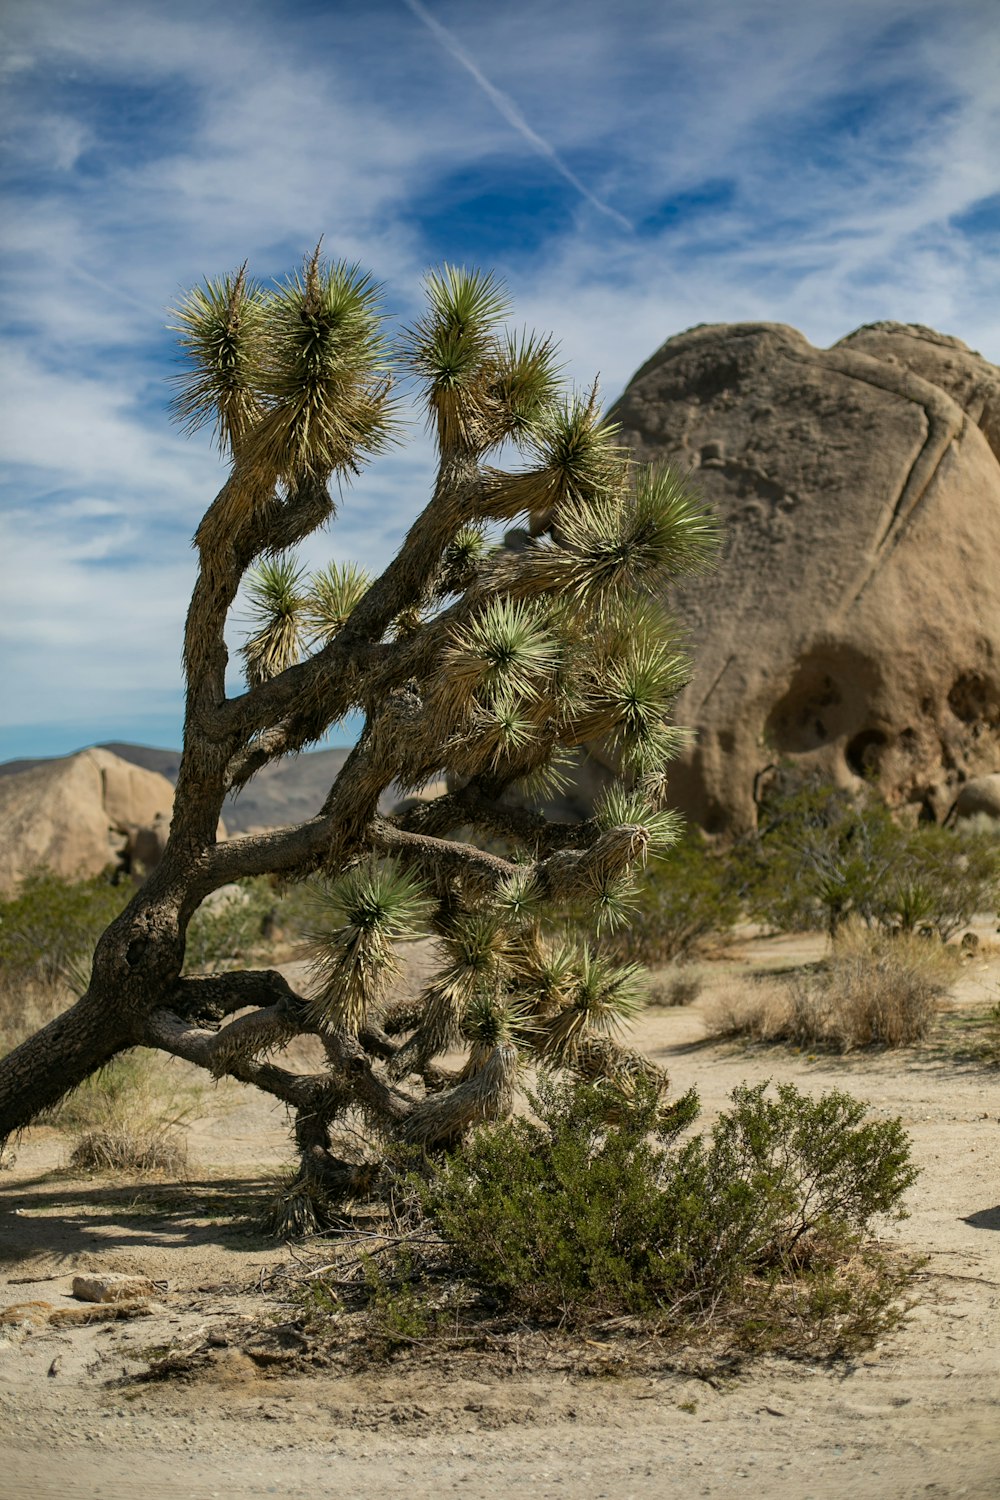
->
xmin=0 ymin=742 xmax=353 ymax=834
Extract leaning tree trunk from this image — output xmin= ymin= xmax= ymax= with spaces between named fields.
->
xmin=0 ymin=863 xmax=189 ymax=1140
xmin=0 ymin=994 xmax=130 ymax=1136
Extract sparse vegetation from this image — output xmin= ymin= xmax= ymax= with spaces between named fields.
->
xmin=0 ymin=868 xmax=129 ymax=984
xmin=53 ymin=1049 xmax=192 ymax=1175
xmin=614 ymin=831 xmax=742 ymax=964
xmin=745 ymin=774 xmax=1000 ymax=940
xmin=646 ymin=962 xmax=704 ymax=1007
xmin=705 ymin=922 xmax=959 ymax=1050
xmin=183 ymin=876 xmax=292 ymax=972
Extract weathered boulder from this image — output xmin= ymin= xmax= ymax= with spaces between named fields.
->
xmin=0 ymin=747 xmax=197 ymax=894
xmin=945 ymin=773 xmax=1000 ymax=824
xmin=611 ymin=321 xmax=1000 ymax=830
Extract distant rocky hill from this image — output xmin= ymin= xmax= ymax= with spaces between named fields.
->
xmin=609 ymin=320 xmax=1000 ymax=831
xmin=0 ymin=742 xmax=353 ymax=836
xmin=0 ymin=748 xmax=177 ymax=894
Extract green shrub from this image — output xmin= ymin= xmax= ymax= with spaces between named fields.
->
xmin=614 ymin=833 xmax=742 ymax=964
xmin=745 ymin=775 xmax=1000 ymax=939
xmin=896 ymin=826 xmax=1000 ymax=941
xmin=0 ymin=869 xmax=129 ymax=982
xmin=360 ymin=1246 xmax=435 ymax=1352
xmin=417 ymin=1074 xmax=916 ymax=1351
xmin=183 ymin=877 xmax=273 ymax=972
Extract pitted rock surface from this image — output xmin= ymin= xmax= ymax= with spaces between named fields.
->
xmin=610 ymin=320 xmax=1000 ymax=830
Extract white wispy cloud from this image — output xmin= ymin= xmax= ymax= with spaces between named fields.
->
xmin=401 ymin=0 xmax=633 ymax=231
xmin=1 ymin=0 xmax=998 ymax=756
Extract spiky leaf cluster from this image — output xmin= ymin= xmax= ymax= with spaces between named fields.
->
xmin=306 ymin=860 xmax=433 ymax=1033
xmin=244 ymin=253 xmax=396 ymax=487
xmin=403 ymin=266 xmax=561 ymax=454
xmin=171 ymin=250 xmax=398 ymax=561
xmin=168 ymin=266 xmax=266 ymax=454
xmin=522 ymin=465 xmax=719 ymax=604
xmin=303 ymin=560 xmax=372 ymax=644
xmin=241 ymin=555 xmax=307 ymax=686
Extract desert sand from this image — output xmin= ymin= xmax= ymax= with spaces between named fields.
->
xmin=2 ymin=931 xmax=998 ymax=1499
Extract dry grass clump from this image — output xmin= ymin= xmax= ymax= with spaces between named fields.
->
xmin=58 ymin=1050 xmax=192 ymax=1175
xmin=705 ymin=924 xmax=960 ymax=1051
xmin=646 ymin=962 xmax=704 ymax=1008
xmin=811 ymin=924 xmax=959 ymax=1049
xmin=69 ymin=1123 xmax=188 ymax=1175
xmin=704 ymin=975 xmax=794 ymax=1041
xmin=0 ymin=973 xmax=73 ymax=1058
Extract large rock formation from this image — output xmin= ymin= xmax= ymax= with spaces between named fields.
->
xmin=611 ymin=321 xmax=1000 ymax=830
xmin=0 ymin=741 xmax=353 ymax=840
xmin=0 ymin=747 xmax=182 ymax=894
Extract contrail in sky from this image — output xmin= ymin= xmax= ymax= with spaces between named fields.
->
xmin=402 ymin=0 xmax=633 ymax=232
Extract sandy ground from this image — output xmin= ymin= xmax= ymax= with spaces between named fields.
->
xmin=1 ymin=931 xmax=999 ymax=1500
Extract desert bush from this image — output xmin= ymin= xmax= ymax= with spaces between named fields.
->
xmin=614 ymin=832 xmax=742 ymax=964
xmin=705 ymin=924 xmax=958 ymax=1051
xmin=0 ymin=869 xmax=129 ymax=982
xmin=646 ymin=962 xmax=704 ymax=1007
xmin=415 ymin=1074 xmax=916 ymax=1352
xmin=801 ymin=924 xmax=958 ymax=1049
xmin=703 ymin=975 xmax=794 ymax=1041
xmin=55 ymin=1049 xmax=191 ymax=1175
xmin=896 ymin=826 xmax=1000 ymax=941
xmin=979 ymin=1000 xmax=1000 ymax=1065
xmin=184 ymin=876 xmax=283 ymax=972
xmin=745 ymin=775 xmax=1000 ymax=939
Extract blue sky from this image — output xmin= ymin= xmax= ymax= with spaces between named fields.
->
xmin=1 ymin=0 xmax=998 ymax=760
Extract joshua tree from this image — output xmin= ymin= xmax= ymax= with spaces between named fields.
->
xmin=0 ymin=253 xmax=716 ymax=1214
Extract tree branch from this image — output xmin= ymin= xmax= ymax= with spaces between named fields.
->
xmin=142 ymin=1007 xmax=321 ymax=1108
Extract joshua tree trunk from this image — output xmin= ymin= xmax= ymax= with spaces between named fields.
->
xmin=0 ymin=253 xmax=716 ymax=1222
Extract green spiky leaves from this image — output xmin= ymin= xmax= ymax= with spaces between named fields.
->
xmin=240 ymin=553 xmax=374 ymax=683
xmin=403 ymin=266 xmax=561 ymax=455
xmin=303 ymin=560 xmax=372 ymax=645
xmin=168 ymin=265 xmax=267 ymax=455
xmin=306 ymin=860 xmax=433 ymax=1033
xmin=485 ymin=388 xmax=626 ymax=524
xmin=245 ymin=253 xmax=396 ymax=487
xmin=432 ymin=597 xmax=559 ymax=747
xmin=460 ymin=993 xmax=536 ymax=1077
xmin=241 ymin=554 xmax=307 ymax=686
xmin=540 ymin=948 xmax=647 ymax=1064
xmin=171 ymin=249 xmax=397 ymax=504
xmin=524 ymin=466 xmax=719 ymax=603
xmin=493 ymin=868 xmax=544 ymax=928
xmin=490 ymin=330 xmax=563 ymax=439
xmin=435 ymin=525 xmax=490 ymax=598
xmin=594 ymin=788 xmax=684 ymax=863
xmin=565 ymin=637 xmax=690 ymax=760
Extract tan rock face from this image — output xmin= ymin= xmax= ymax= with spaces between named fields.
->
xmin=0 ymin=748 xmax=177 ymax=894
xmin=611 ymin=321 xmax=1000 ymax=830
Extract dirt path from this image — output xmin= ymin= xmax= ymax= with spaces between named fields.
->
xmin=2 ymin=933 xmax=998 ymax=1499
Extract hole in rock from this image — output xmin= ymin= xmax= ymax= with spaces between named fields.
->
xmin=846 ymin=729 xmax=890 ymax=778
xmin=948 ymin=672 xmax=1000 ymax=727
xmin=765 ymin=647 xmax=879 ymax=755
